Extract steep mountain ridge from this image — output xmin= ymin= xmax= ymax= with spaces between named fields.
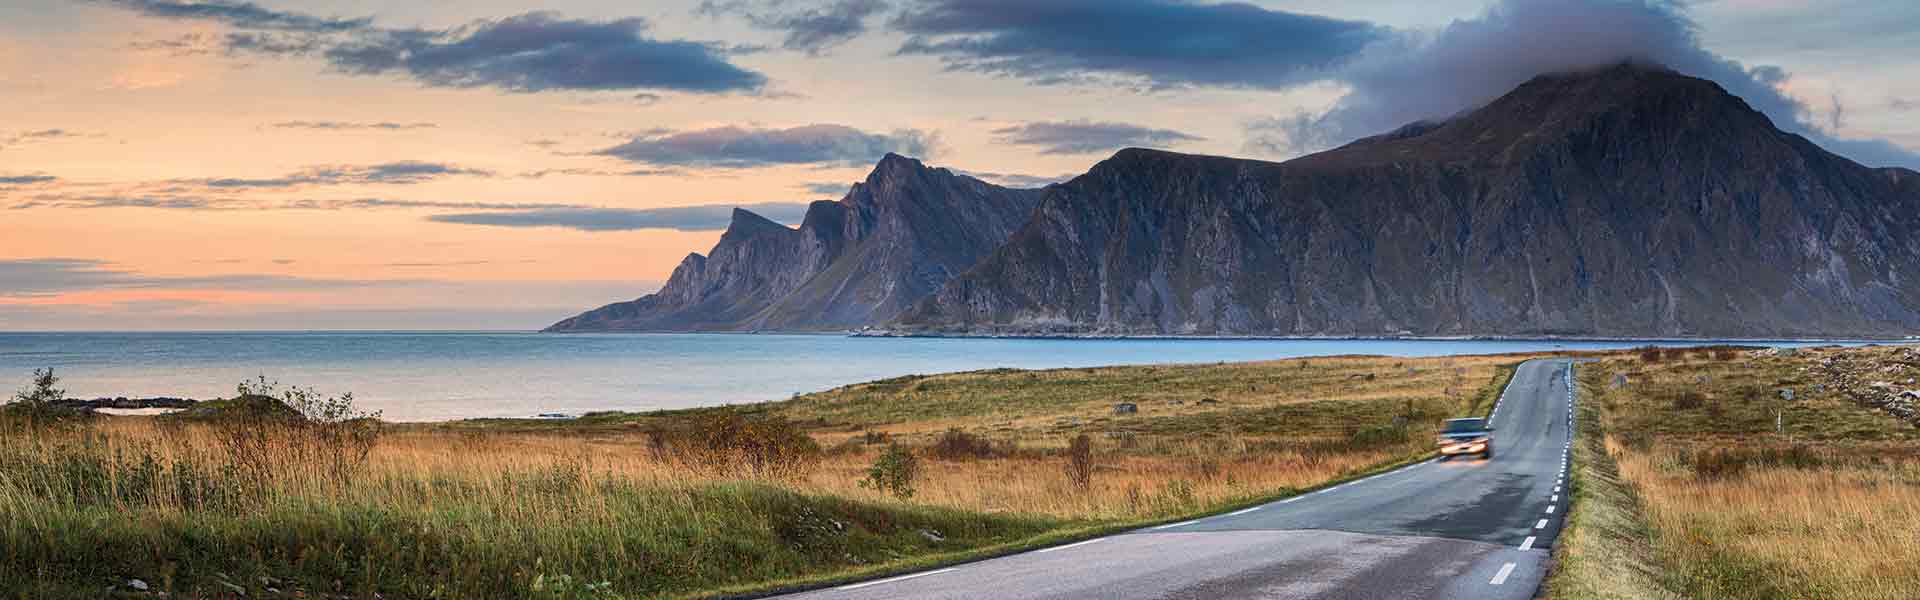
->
xmin=893 ymin=64 xmax=1920 ymax=338
xmin=546 ymin=155 xmax=1042 ymax=331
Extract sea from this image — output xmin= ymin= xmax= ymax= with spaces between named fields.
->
xmin=0 ymin=332 xmax=1842 ymax=422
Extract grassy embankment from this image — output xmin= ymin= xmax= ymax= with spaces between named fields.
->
xmin=1547 ymin=345 xmax=1920 ymax=599
xmin=1 ymin=353 xmax=1527 ymax=599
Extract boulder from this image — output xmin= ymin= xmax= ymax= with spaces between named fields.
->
xmin=1113 ymin=403 xmax=1139 ymax=415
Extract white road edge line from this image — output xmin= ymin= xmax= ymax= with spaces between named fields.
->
xmin=837 ymin=568 xmax=959 ymax=591
xmin=1036 ymin=538 xmax=1106 ymax=554
xmin=1536 ymin=519 xmax=1549 ymax=529
xmin=1490 ymin=562 xmax=1518 ymax=585
xmin=1547 ymin=505 xmax=1557 ymax=514
xmin=1519 ymin=536 xmax=1537 ymax=551
xmin=1152 ymin=520 xmax=1201 ymax=530
xmin=1229 ymin=506 xmax=1261 ymax=516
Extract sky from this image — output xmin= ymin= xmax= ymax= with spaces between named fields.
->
xmin=3 ymin=0 xmax=1918 ymax=331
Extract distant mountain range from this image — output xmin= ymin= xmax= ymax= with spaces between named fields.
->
xmin=550 ymin=63 xmax=1920 ymax=339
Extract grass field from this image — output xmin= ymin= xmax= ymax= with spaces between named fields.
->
xmin=0 ymin=353 xmax=1524 ymax=599
xmin=1548 ymin=345 xmax=1920 ymax=599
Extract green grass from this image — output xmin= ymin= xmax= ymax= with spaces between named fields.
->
xmin=1543 ymin=365 xmax=1679 ymax=600
xmin=0 ymin=438 xmax=1062 ymax=600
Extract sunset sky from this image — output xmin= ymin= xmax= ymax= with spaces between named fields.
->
xmin=4 ymin=0 xmax=1918 ymax=330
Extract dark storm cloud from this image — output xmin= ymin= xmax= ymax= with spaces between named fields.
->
xmin=991 ymin=120 xmax=1203 ymax=155
xmin=594 ymin=125 xmax=937 ymax=168
xmin=698 ymin=0 xmax=890 ymax=55
xmin=97 ymin=3 xmax=768 ymax=95
xmin=1245 ymin=0 xmax=1920 ymax=169
xmin=891 ymin=0 xmax=1386 ymax=89
xmin=98 ymin=0 xmax=370 ymax=33
xmin=427 ymin=202 xmax=814 ymax=232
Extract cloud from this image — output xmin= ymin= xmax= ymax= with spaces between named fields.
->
xmin=516 ymin=167 xmax=677 ymax=178
xmin=0 ymin=257 xmax=418 ymax=298
xmin=186 ymin=161 xmax=493 ymax=188
xmin=991 ymin=119 xmax=1203 ymax=155
xmin=594 ymin=124 xmax=937 ymax=168
xmin=0 ymin=129 xmax=86 ymax=150
xmin=1246 ymin=0 xmax=1920 ymax=169
xmin=0 ymin=175 xmax=57 ymax=185
xmin=956 ymin=169 xmax=1074 ymax=188
xmin=7 ymin=193 xmax=587 ymax=212
xmin=892 ymin=0 xmax=1387 ymax=89
xmin=801 ymin=181 xmax=852 ymax=195
xmin=99 ymin=3 xmax=769 ymax=95
xmin=699 ymin=0 xmax=889 ymax=55
xmin=427 ymin=202 xmax=814 ymax=232
xmin=319 ymin=13 xmax=769 ymax=94
xmin=271 ymin=120 xmax=437 ymax=130
xmin=99 ymin=0 xmax=371 ymax=33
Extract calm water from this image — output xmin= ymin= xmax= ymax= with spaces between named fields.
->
xmin=0 ymin=332 xmax=1827 ymax=422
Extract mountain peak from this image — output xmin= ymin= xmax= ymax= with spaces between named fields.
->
xmin=720 ymin=207 xmax=790 ymax=238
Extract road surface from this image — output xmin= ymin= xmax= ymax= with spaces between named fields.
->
xmin=781 ymin=359 xmax=1579 ymax=600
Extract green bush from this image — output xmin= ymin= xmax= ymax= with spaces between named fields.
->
xmin=859 ymin=444 xmax=919 ymax=500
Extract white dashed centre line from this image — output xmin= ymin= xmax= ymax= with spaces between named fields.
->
xmin=1519 ymin=536 xmax=1536 ymax=551
xmin=838 ymin=568 xmax=959 ymax=591
xmin=1490 ymin=562 xmax=1518 ymax=585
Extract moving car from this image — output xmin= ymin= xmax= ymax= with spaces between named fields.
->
xmin=1438 ymin=417 xmax=1494 ymax=459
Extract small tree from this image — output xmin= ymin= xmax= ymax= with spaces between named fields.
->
xmin=859 ymin=444 xmax=919 ymax=500
xmin=11 ymin=368 xmax=65 ymax=410
xmin=1067 ymin=434 xmax=1094 ymax=490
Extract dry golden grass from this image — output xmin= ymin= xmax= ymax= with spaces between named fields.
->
xmin=4 ymin=351 xmax=1525 ymax=598
xmin=1563 ymin=345 xmax=1920 ymax=599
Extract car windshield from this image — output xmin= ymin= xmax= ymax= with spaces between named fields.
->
xmin=1443 ymin=419 xmax=1486 ymax=433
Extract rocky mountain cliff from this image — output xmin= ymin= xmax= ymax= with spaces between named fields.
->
xmin=546 ymin=155 xmax=1042 ymax=331
xmin=892 ymin=64 xmax=1920 ymax=338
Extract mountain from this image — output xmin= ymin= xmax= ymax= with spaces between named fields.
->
xmin=546 ymin=155 xmax=1043 ymax=332
xmin=892 ymin=63 xmax=1920 ymax=338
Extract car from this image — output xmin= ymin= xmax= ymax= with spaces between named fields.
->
xmin=1438 ymin=417 xmax=1494 ymax=459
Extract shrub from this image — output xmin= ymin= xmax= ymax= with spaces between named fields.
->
xmin=207 ymin=376 xmax=383 ymax=486
xmin=859 ymin=444 xmax=919 ymax=500
xmin=1711 ymin=347 xmax=1740 ymax=361
xmin=1685 ymin=446 xmax=1824 ymax=480
xmin=3 ymin=368 xmax=85 ymax=427
xmin=659 ymin=413 xmax=822 ymax=480
xmin=1066 ymin=434 xmax=1094 ymax=490
xmin=1671 ymin=391 xmax=1707 ymax=411
xmin=1639 ymin=347 xmax=1664 ymax=363
xmin=930 ymin=428 xmax=997 ymax=460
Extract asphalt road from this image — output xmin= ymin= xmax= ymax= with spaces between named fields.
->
xmin=782 ymin=359 xmax=1579 ymax=600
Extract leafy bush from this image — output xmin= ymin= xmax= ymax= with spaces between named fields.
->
xmin=859 ymin=444 xmax=919 ymax=500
